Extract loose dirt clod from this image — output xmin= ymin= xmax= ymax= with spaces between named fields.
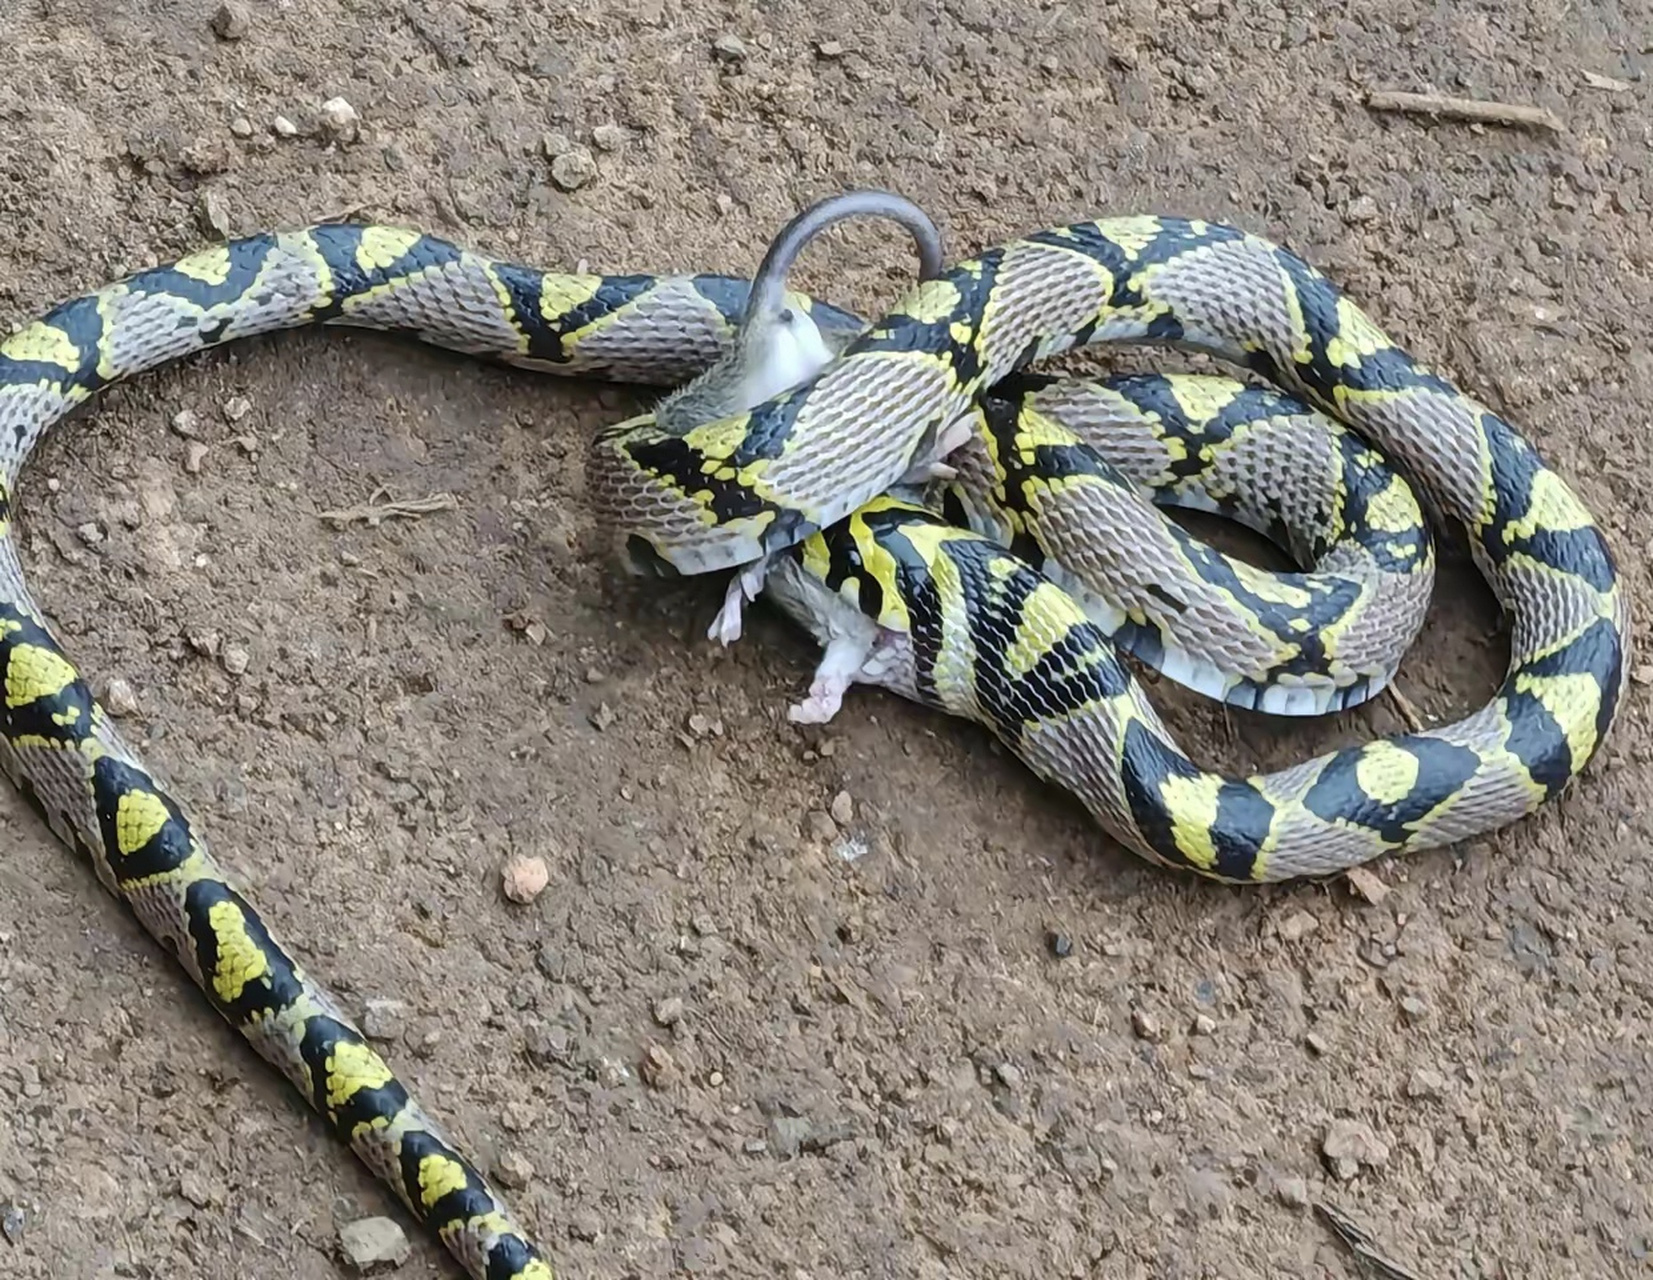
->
xmin=501 ymin=854 xmax=550 ymax=903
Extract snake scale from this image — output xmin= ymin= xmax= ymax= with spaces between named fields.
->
xmin=0 ymin=198 xmax=1628 ymax=1278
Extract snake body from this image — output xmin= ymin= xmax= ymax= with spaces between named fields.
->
xmin=0 ymin=211 xmax=1628 ymax=1274
xmin=662 ymin=215 xmax=1625 ymax=881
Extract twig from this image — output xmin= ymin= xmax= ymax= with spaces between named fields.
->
xmin=1384 ymin=685 xmax=1426 ymax=734
xmin=1366 ymin=89 xmax=1564 ymax=134
xmin=318 ymin=487 xmax=458 ymax=528
xmin=1314 ymin=1201 xmax=1426 ymax=1280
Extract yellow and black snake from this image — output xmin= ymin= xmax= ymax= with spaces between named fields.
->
xmin=0 ymin=201 xmax=1628 ymax=1277
xmin=589 ymin=212 xmax=1627 ymax=882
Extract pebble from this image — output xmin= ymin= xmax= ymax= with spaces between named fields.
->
xmin=1275 ymin=1175 xmax=1309 ymax=1209
xmin=338 ymin=1217 xmax=411 ymax=1272
xmin=1344 ymin=866 xmax=1391 ymax=904
xmin=320 ymin=97 xmax=359 ymax=136
xmin=1045 ymin=930 xmax=1073 ymax=959
xmin=829 ymin=790 xmax=854 ymax=825
xmin=550 ymin=148 xmax=597 ymax=191
xmin=1131 ymin=1007 xmax=1165 ymax=1042
xmin=653 ymin=996 xmax=684 ymax=1027
xmin=591 ymin=123 xmax=628 ymax=152
xmin=1344 ymin=194 xmax=1380 ymax=223
xmin=1632 ymin=663 xmax=1653 ymax=686
xmin=588 ymin=702 xmax=615 ymax=731
xmin=1321 ymin=1118 xmax=1389 ymax=1180
xmin=185 ymin=442 xmax=209 ymax=474
xmin=210 ymin=2 xmax=248 ymax=39
xmin=198 ymin=191 xmax=232 ymax=239
xmin=361 ymin=998 xmax=407 ymax=1042
xmin=222 ymin=395 xmax=251 ymax=422
xmin=493 ymin=1150 xmax=535 ymax=1191
xmin=501 ymin=853 xmax=550 ymax=904
xmin=641 ymin=1043 xmax=679 ymax=1087
xmin=105 ymin=678 xmax=139 ymax=717
xmin=816 ymin=39 xmax=846 ymax=58
xmin=804 ymin=810 xmax=838 ymax=843
xmin=271 ymin=115 xmax=298 ymax=138
xmin=170 ymin=408 xmax=200 ymax=438
xmin=77 ymin=521 xmax=104 ymax=545
xmin=1398 ymin=995 xmax=1429 ymax=1024
xmin=1277 ymin=909 xmax=1319 ymax=942
xmin=995 ymin=1062 xmax=1023 ymax=1091
xmin=1406 ymin=1067 xmax=1447 ymax=1099
xmin=1 ymin=1203 xmax=23 ymax=1245
xmin=713 ymin=33 xmax=749 ymax=61
xmin=229 ymin=116 xmax=254 ymax=138
xmin=1191 ymin=1013 xmax=1217 ymax=1036
xmin=221 ymin=644 xmax=250 ymax=676
xmin=1305 ymin=1030 xmax=1330 ymax=1056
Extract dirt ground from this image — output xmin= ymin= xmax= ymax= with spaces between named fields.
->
xmin=1 ymin=1 xmax=1650 ymax=1277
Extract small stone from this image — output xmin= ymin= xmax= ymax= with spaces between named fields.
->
xmin=271 ymin=115 xmax=298 ymax=138
xmin=221 ymin=644 xmax=250 ymax=676
xmin=339 ymin=1216 xmax=411 ymax=1272
xmin=0 ymin=1203 xmax=23 ymax=1244
xmin=653 ymin=996 xmax=684 ymax=1027
xmin=641 ymin=1043 xmax=679 ymax=1087
xmin=804 ymin=810 xmax=838 ymax=843
xmin=589 ymin=701 xmax=615 ymax=731
xmin=320 ymin=97 xmax=359 ymax=136
xmin=1305 ymin=1030 xmax=1330 ymax=1056
xmin=170 ymin=408 xmax=201 ymax=438
xmin=1192 ymin=1013 xmax=1217 ymax=1036
xmin=493 ymin=1150 xmax=535 ymax=1191
xmin=185 ymin=442 xmax=209 ymax=474
xmin=1632 ymin=663 xmax=1653 ymax=686
xmin=222 ymin=395 xmax=252 ymax=422
xmin=713 ymin=33 xmax=749 ymax=61
xmin=1406 ymin=1066 xmax=1447 ymax=1099
xmin=1345 ymin=194 xmax=1379 ymax=223
xmin=229 ymin=116 xmax=254 ymax=138
xmin=816 ymin=39 xmax=846 ymax=58
xmin=210 ymin=2 xmax=248 ymax=39
xmin=361 ymin=998 xmax=406 ymax=1041
xmin=541 ymin=131 xmax=576 ymax=157
xmin=502 ymin=853 xmax=550 ymax=904
xmin=829 ymin=790 xmax=854 ymax=826
xmin=1321 ymin=1118 xmax=1389 ymax=1181
xmin=995 ymin=1062 xmax=1023 ymax=1091
xmin=591 ymin=123 xmax=628 ymax=152
xmin=178 ymin=1172 xmax=214 ymax=1209
xmin=105 ymin=678 xmax=139 ymax=717
xmin=1275 ymin=1175 xmax=1309 ymax=1209
xmin=1344 ymin=866 xmax=1391 ymax=904
xmin=77 ymin=521 xmax=104 ymax=545
xmin=1277 ymin=909 xmax=1319 ymax=942
xmin=550 ymin=147 xmax=597 ymax=191
xmin=1131 ymin=1007 xmax=1165 ymax=1042
xmin=1398 ymin=995 xmax=1429 ymax=1024
xmin=1045 ymin=930 xmax=1073 ymax=959
xmin=708 ymin=1070 xmax=724 ymax=1087
xmin=198 ymin=190 xmax=232 ymax=238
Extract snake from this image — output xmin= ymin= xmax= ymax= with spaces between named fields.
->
xmin=0 ymin=195 xmax=1626 ymax=1278
xmin=589 ymin=208 xmax=1629 ymax=883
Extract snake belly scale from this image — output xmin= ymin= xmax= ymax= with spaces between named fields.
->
xmin=0 ymin=210 xmax=1628 ymax=1275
